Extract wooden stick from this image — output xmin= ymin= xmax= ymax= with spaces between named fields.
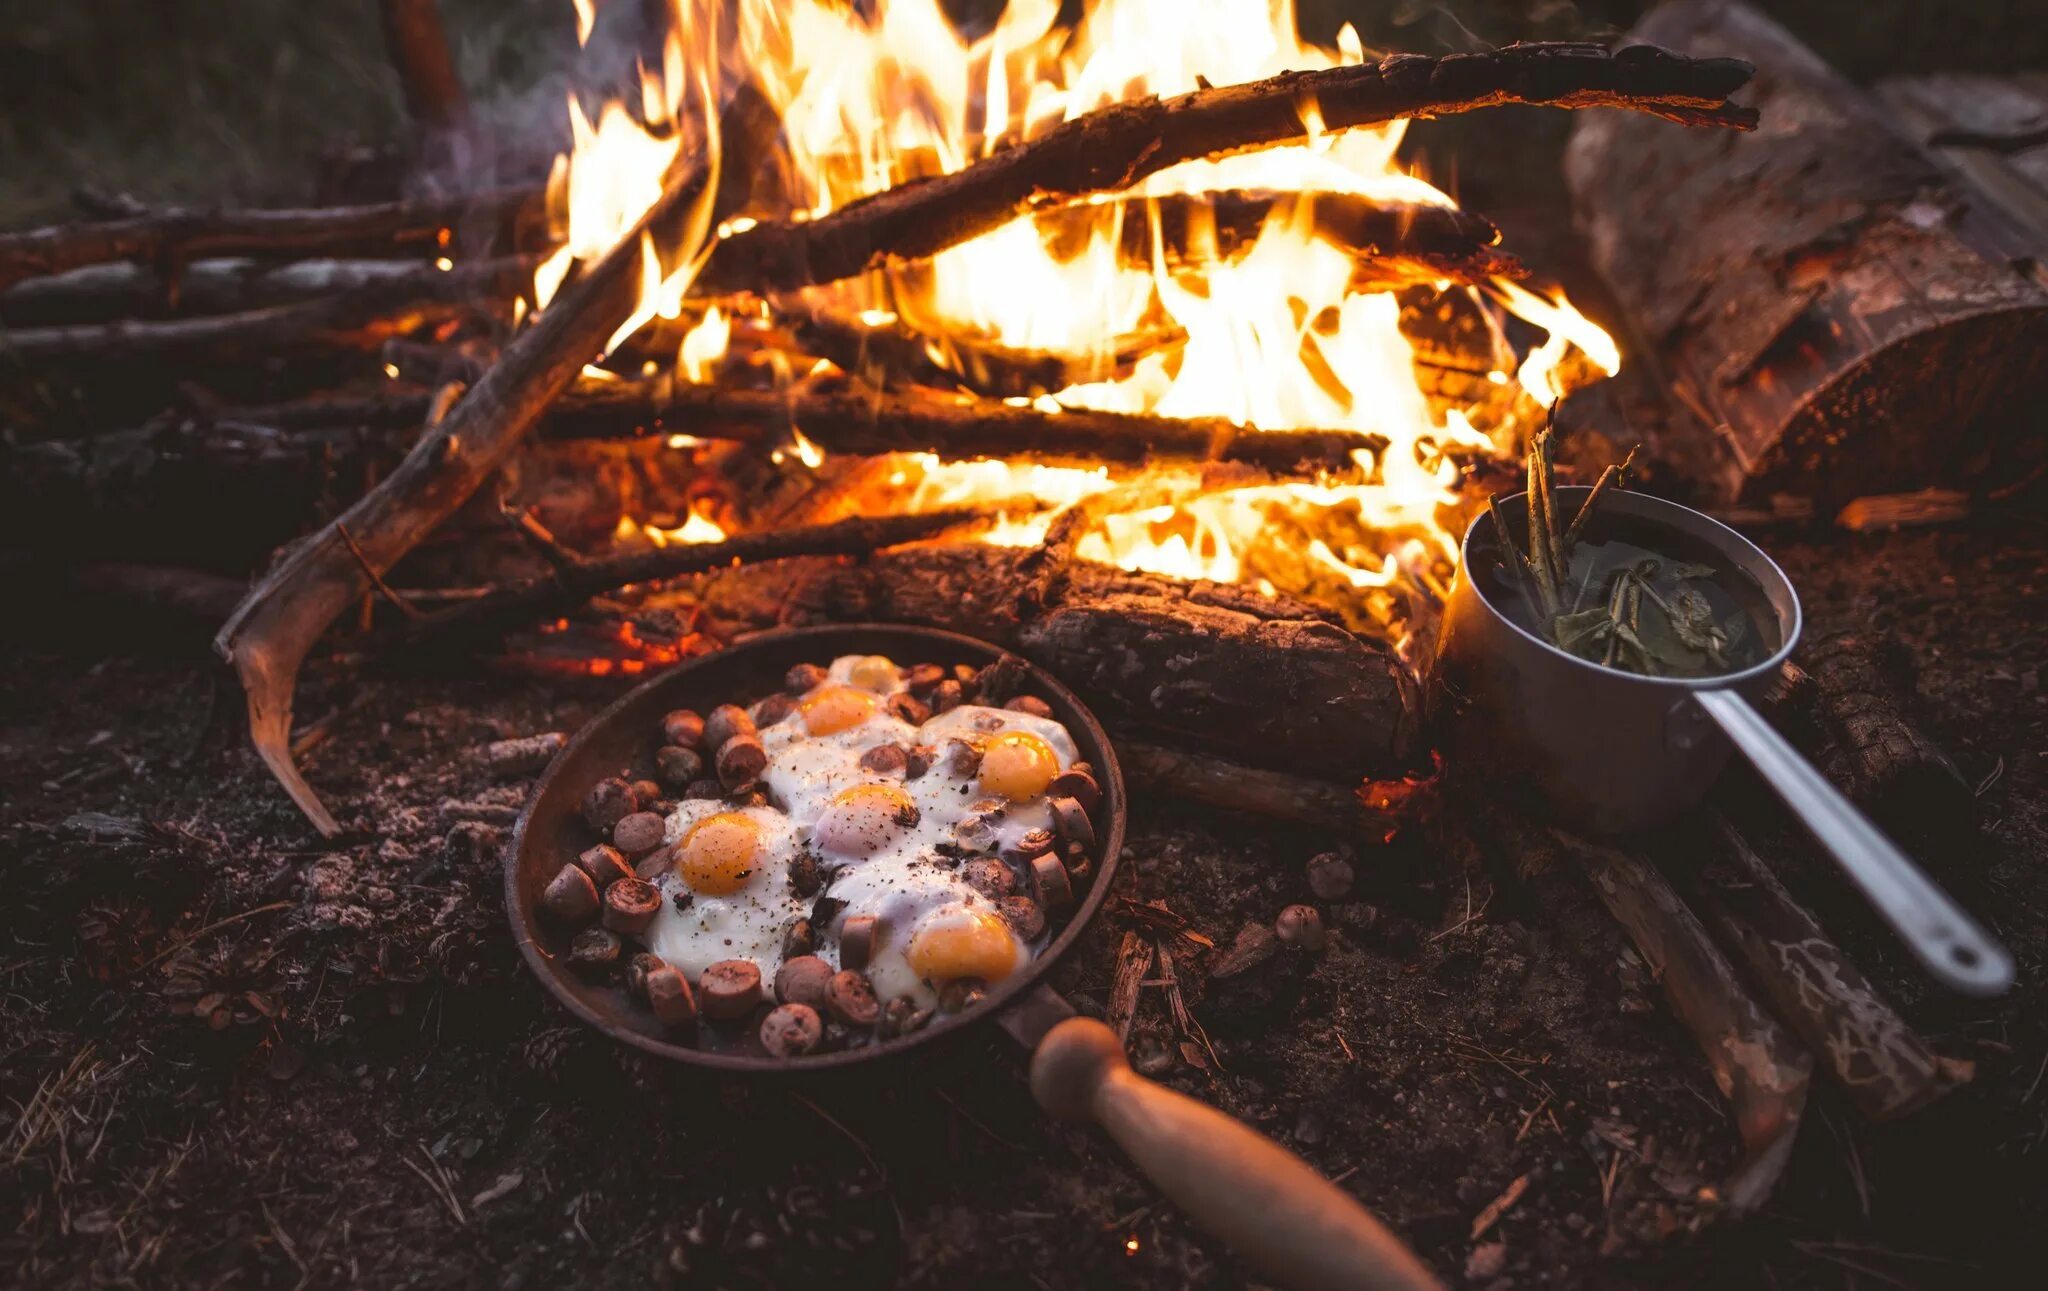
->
xmin=695 ymin=42 xmax=1753 ymax=293
xmin=0 ymin=188 xmax=540 ymax=291
xmin=1 ymin=257 xmax=533 ymax=364
xmin=378 ymin=0 xmax=470 ymax=132
xmin=761 ymin=305 xmax=1184 ymax=399
xmin=1 ymin=255 xmax=530 ymax=328
xmin=387 ymin=508 xmax=986 ymax=650
xmin=1120 ymin=741 xmax=1378 ymax=833
xmin=1683 ymin=817 xmax=1971 ymax=1120
xmin=549 ymin=376 xmax=1390 ymax=473
xmin=1035 ymin=191 xmax=1525 ymax=287
xmin=1565 ymin=831 xmax=1812 ymax=1214
xmin=213 ymin=160 xmax=720 ymax=836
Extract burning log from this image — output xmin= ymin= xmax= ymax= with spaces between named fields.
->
xmin=721 ymin=544 xmax=1417 ymax=780
xmin=215 ymin=157 xmax=720 ymax=835
xmin=389 ymin=509 xmax=988 ymax=652
xmin=0 ymin=188 xmax=540 ymax=293
xmin=0 ymin=258 xmax=533 ymax=366
xmin=1034 ymin=192 xmax=1525 ymax=288
xmin=1563 ymin=831 xmax=1812 ymax=1214
xmin=696 ymin=41 xmax=1756 ymax=293
xmin=148 ymin=376 xmax=1388 ymax=475
xmin=762 ymin=305 xmax=1182 ymax=399
xmin=547 ymin=376 xmax=1390 ymax=473
xmin=1681 ymin=817 xmax=1971 ymax=1120
xmin=1564 ymin=0 xmax=2048 ymax=507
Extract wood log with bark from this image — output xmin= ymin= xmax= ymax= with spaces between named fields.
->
xmin=1801 ymin=632 xmax=1975 ymax=840
xmin=696 ymin=41 xmax=1756 ymax=294
xmin=0 ymin=256 xmax=530 ymax=328
xmin=1561 ymin=830 xmax=1812 ymax=1213
xmin=691 ymin=544 xmax=1416 ymax=781
xmin=0 ymin=189 xmax=540 ymax=292
xmin=1034 ymin=191 xmax=1525 ymax=288
xmin=1564 ymin=0 xmax=2048 ymax=507
xmin=0 ymin=257 xmax=533 ymax=365
xmin=378 ymin=0 xmax=469 ymax=133
xmin=1679 ymin=817 xmax=1971 ymax=1120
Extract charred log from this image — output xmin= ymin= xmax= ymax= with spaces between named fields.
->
xmin=697 ymin=42 xmax=1754 ymax=293
xmin=1035 ymin=191 xmax=1525 ymax=288
xmin=1565 ymin=1 xmax=2048 ymax=506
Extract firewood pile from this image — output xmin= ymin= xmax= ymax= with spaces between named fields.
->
xmin=0 ymin=0 xmax=2012 ymax=1234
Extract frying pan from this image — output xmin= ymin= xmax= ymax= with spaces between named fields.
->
xmin=509 ymin=623 xmax=1440 ymax=1291
xmin=1434 ymin=487 xmax=2012 ymax=996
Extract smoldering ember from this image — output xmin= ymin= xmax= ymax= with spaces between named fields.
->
xmin=3 ymin=0 xmax=2047 ymax=1286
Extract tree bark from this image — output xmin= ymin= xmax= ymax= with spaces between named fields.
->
xmin=1035 ymin=191 xmax=1524 ymax=288
xmin=1682 ymin=817 xmax=1970 ymax=1120
xmin=0 ymin=189 xmax=540 ymax=292
xmin=697 ymin=41 xmax=1754 ymax=293
xmin=760 ymin=544 xmax=1417 ymax=780
xmin=1565 ymin=831 xmax=1812 ymax=1214
xmin=1564 ymin=0 xmax=2048 ymax=507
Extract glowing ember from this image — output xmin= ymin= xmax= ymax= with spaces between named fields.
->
xmin=535 ymin=0 xmax=1622 ymax=661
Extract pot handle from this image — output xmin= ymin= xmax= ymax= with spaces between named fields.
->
xmin=1030 ymin=1017 xmax=1442 ymax=1291
xmin=1695 ymin=687 xmax=2013 ymax=996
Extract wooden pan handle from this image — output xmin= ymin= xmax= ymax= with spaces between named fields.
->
xmin=1030 ymin=1017 xmax=1442 ymax=1291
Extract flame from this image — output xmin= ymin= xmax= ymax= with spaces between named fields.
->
xmin=543 ymin=0 xmax=1620 ymax=658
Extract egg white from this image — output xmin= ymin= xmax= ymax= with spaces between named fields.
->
xmin=656 ymin=656 xmax=1073 ymax=1012
xmin=645 ymin=800 xmax=808 ymax=982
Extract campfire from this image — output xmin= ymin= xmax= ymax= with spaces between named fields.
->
xmin=62 ymin=0 xmax=1753 ymax=834
xmin=543 ymin=0 xmax=1623 ymax=655
xmin=10 ymin=1 xmax=2046 ymax=1283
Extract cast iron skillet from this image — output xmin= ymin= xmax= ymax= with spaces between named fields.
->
xmin=509 ymin=623 xmax=1440 ymax=1291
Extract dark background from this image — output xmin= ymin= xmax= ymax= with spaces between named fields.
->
xmin=5 ymin=0 xmax=2047 ymax=224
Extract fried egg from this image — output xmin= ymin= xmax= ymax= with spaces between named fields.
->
xmin=662 ymin=655 xmax=1076 ymax=1012
xmin=644 ymin=800 xmax=806 ymax=982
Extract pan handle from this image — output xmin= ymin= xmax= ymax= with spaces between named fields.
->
xmin=1030 ymin=1017 xmax=1442 ymax=1291
xmin=1694 ymin=687 xmax=2013 ymax=996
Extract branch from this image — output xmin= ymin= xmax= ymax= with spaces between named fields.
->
xmin=550 ymin=376 xmax=1390 ymax=473
xmin=213 ymin=163 xmax=719 ymax=836
xmin=1 ymin=257 xmax=534 ymax=364
xmin=696 ymin=41 xmax=1755 ymax=292
xmin=1036 ymin=191 xmax=1525 ymax=287
xmin=388 ymin=508 xmax=988 ymax=650
xmin=0 ymin=188 xmax=540 ymax=292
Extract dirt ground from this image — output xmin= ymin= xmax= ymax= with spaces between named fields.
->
xmin=2 ymin=508 xmax=2045 ymax=1289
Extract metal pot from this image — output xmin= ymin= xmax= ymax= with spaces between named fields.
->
xmin=1433 ymin=486 xmax=2011 ymax=996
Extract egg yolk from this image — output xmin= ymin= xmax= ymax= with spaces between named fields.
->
xmin=847 ymin=655 xmax=899 ymax=692
xmin=678 ymin=813 xmax=760 ymax=895
xmin=905 ymin=906 xmax=1021 ymax=984
xmin=801 ymin=685 xmax=879 ymax=735
xmin=814 ymin=783 xmax=917 ymax=857
xmin=979 ymin=731 xmax=1059 ymax=800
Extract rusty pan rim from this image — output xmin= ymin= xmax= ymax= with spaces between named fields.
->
xmin=1458 ymin=484 xmax=1805 ymax=692
xmin=506 ymin=623 xmax=1126 ymax=1074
